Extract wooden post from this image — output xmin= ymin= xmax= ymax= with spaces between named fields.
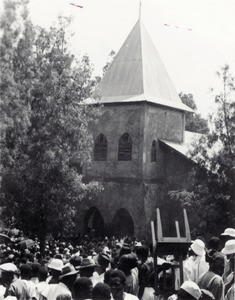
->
xmin=175 ymin=221 xmax=180 ymax=238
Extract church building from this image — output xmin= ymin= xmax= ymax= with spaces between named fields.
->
xmin=82 ymin=19 xmax=199 ymax=240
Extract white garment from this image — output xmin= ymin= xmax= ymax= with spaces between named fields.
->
xmin=123 ymin=292 xmax=139 ymax=300
xmin=35 ymin=281 xmax=49 ymax=300
xmin=183 ymin=255 xmax=209 ymax=282
xmin=41 ymin=282 xmax=71 ymax=300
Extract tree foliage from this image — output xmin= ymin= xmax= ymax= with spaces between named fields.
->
xmin=179 ymin=92 xmax=209 ymax=134
xmin=0 ymin=0 xmax=102 ymax=241
xmin=170 ymin=65 xmax=235 ymax=236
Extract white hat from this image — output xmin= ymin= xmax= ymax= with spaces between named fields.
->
xmin=222 ymin=240 xmax=235 ymax=255
xmin=48 ymin=258 xmax=63 ymax=271
xmin=221 ymin=228 xmax=235 ymax=238
xmin=181 ymin=281 xmax=202 ymax=300
xmin=0 ymin=263 xmax=18 ymax=273
xmin=191 ymin=239 xmax=205 ymax=256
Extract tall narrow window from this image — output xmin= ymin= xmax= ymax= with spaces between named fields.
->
xmin=94 ymin=134 xmax=107 ymax=161
xmin=118 ymin=133 xmax=132 ymax=161
xmin=151 ymin=140 xmax=157 ymax=162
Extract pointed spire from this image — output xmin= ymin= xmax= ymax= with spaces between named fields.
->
xmin=95 ymin=19 xmax=192 ymax=112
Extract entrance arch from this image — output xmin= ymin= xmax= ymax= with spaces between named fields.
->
xmin=112 ymin=208 xmax=134 ymax=237
xmin=84 ymin=207 xmax=105 ymax=237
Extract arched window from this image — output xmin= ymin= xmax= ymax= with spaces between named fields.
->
xmin=94 ymin=134 xmax=107 ymax=161
xmin=118 ymin=133 xmax=132 ymax=161
xmin=151 ymin=140 xmax=157 ymax=162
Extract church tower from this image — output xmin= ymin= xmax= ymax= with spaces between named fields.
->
xmin=83 ymin=19 xmax=194 ymax=239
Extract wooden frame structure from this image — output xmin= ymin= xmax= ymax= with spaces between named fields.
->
xmin=151 ymin=208 xmax=191 ymax=297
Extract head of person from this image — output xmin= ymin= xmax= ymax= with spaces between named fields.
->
xmin=19 ymin=263 xmax=32 ymax=280
xmin=117 ymin=254 xmax=137 ymax=275
xmin=78 ymin=258 xmax=97 ymax=278
xmin=48 ymin=258 xmax=63 ymax=277
xmin=136 ymin=245 xmax=149 ymax=263
xmin=208 ymin=237 xmax=221 ymax=252
xmin=188 ymin=240 xmax=206 ymax=257
xmin=92 ymin=282 xmax=111 ymax=300
xmin=0 ymin=263 xmax=19 ymax=286
xmin=38 ymin=266 xmax=48 ymax=282
xmin=208 ymin=251 xmax=225 ymax=276
xmin=59 ymin=264 xmax=78 ymax=291
xmin=220 ymin=228 xmax=235 ymax=243
xmin=178 ymin=281 xmax=202 ymax=300
xmin=104 ymin=269 xmax=113 ymax=285
xmin=97 ymin=252 xmax=110 ymax=270
xmin=109 ymin=270 xmax=126 ymax=300
xmin=74 ymin=277 xmax=93 ymax=300
xmin=31 ymin=262 xmax=41 ymax=278
xmin=221 ymin=239 xmax=235 ymax=259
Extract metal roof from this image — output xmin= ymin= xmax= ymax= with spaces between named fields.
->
xmin=160 ymin=131 xmax=203 ymax=160
xmin=88 ymin=20 xmax=192 ymax=112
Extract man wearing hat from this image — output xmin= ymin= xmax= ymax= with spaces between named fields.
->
xmin=183 ymin=239 xmax=209 ymax=283
xmin=77 ymin=258 xmax=97 ymax=286
xmin=42 ymin=263 xmax=78 ymax=300
xmin=0 ymin=262 xmax=30 ymax=299
xmin=93 ymin=252 xmax=110 ymax=285
xmin=220 ymin=229 xmax=235 ymax=282
xmin=198 ymin=251 xmax=225 ymax=300
xmin=47 ymin=258 xmax=64 ymax=284
xmin=222 ymin=240 xmax=235 ymax=300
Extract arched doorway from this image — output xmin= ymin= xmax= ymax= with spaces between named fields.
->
xmin=112 ymin=208 xmax=134 ymax=237
xmin=84 ymin=207 xmax=105 ymax=237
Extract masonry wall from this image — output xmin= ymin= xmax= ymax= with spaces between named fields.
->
xmin=83 ymin=102 xmax=193 ymax=240
xmin=85 ymin=103 xmax=144 ymax=180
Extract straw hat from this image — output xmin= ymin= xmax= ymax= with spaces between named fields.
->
xmin=0 ymin=263 xmax=19 ymax=274
xmin=76 ymin=258 xmax=97 ymax=270
xmin=221 ymin=240 xmax=235 ymax=255
xmin=48 ymin=258 xmax=63 ymax=271
xmin=221 ymin=228 xmax=235 ymax=238
xmin=191 ymin=239 xmax=206 ymax=256
xmin=59 ymin=263 xmax=78 ymax=280
xmin=181 ymin=281 xmax=202 ymax=300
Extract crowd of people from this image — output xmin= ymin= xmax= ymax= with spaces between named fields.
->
xmin=0 ymin=227 xmax=234 ymax=300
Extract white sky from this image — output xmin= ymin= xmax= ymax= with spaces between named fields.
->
xmin=27 ymin=0 xmax=235 ymax=116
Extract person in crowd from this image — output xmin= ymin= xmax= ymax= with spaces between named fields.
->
xmin=35 ymin=267 xmax=49 ymax=300
xmin=0 ymin=262 xmax=30 ymax=299
xmin=221 ymin=240 xmax=235 ymax=300
xmin=184 ymin=239 xmax=209 ymax=283
xmin=168 ymin=281 xmax=202 ymax=300
xmin=117 ymin=254 xmax=138 ymax=295
xmin=136 ymin=245 xmax=154 ymax=300
xmin=92 ymin=282 xmax=111 ymax=300
xmin=220 ymin=229 xmax=235 ymax=281
xmin=78 ymin=258 xmax=97 ymax=286
xmin=30 ymin=263 xmax=41 ymax=284
xmin=42 ymin=264 xmax=78 ymax=300
xmin=93 ymin=252 xmax=110 ymax=285
xmin=73 ymin=277 xmax=93 ymax=300
xmin=19 ymin=263 xmax=36 ymax=299
xmin=47 ymin=258 xmax=63 ymax=284
xmin=198 ymin=251 xmax=225 ymax=300
xmin=109 ymin=270 xmax=138 ymax=300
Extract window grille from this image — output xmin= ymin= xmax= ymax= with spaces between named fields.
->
xmin=118 ymin=133 xmax=132 ymax=161
xmin=94 ymin=134 xmax=107 ymax=161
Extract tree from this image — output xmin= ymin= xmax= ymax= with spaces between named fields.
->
xmin=0 ymin=0 xmax=102 ymax=244
xmin=179 ymin=92 xmax=209 ymax=134
xmin=170 ymin=65 xmax=235 ymax=236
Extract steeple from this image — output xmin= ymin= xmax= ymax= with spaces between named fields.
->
xmin=94 ymin=20 xmax=192 ymax=112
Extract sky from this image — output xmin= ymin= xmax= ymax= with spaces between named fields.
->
xmin=27 ymin=0 xmax=235 ymax=116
